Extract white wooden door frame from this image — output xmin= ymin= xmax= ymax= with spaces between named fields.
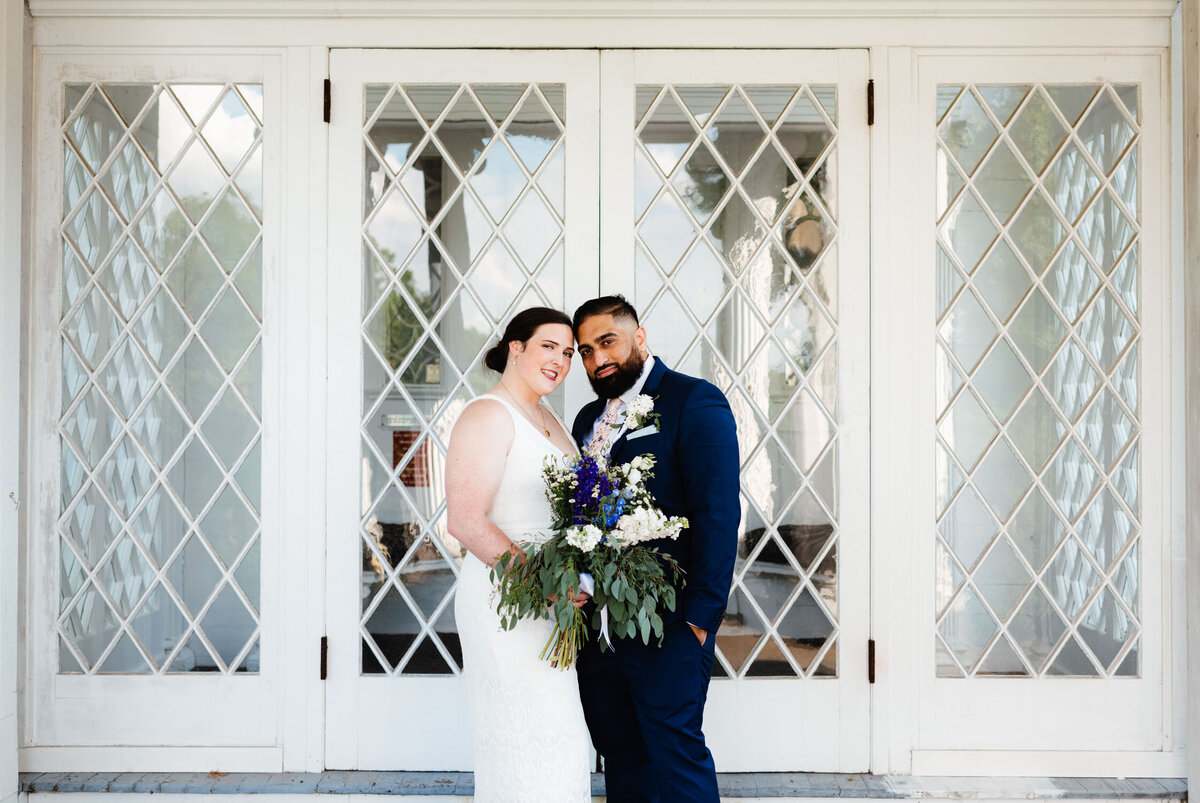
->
xmin=1 ymin=0 xmax=29 ymax=797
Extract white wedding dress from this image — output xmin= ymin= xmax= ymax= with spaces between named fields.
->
xmin=454 ymin=394 xmax=592 ymax=803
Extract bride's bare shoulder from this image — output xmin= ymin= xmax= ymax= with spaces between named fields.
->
xmin=450 ymin=397 xmax=512 ymax=443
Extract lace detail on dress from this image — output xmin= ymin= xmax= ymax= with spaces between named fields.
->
xmin=453 ymin=396 xmax=590 ymax=803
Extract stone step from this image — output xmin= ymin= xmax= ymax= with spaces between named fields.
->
xmin=18 ymin=772 xmax=1188 ymax=801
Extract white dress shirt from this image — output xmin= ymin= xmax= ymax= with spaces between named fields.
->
xmin=585 ymin=356 xmax=656 ymax=453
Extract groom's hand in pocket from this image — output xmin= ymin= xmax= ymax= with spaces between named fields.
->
xmin=688 ymin=623 xmax=708 ymax=645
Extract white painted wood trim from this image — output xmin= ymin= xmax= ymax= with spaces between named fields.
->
xmin=596 ymin=49 xmax=633 ymax=298
xmin=561 ymin=48 xmax=603 ymax=418
xmin=24 ymin=0 xmax=1182 ymax=20
xmin=2 ymin=0 xmax=30 ymax=800
xmin=18 ymin=746 xmax=282 ymax=773
xmin=1181 ymin=0 xmax=1200 ymax=797
xmin=276 ymin=44 xmax=329 ymax=775
xmin=870 ymin=42 xmax=921 ymax=777
xmin=26 ymin=19 xmax=1173 ymax=52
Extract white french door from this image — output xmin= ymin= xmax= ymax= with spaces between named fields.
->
xmin=325 ymin=48 xmax=870 ymax=772
xmin=902 ymin=53 xmax=1175 ymax=775
xmin=598 ymin=50 xmax=871 ymax=771
xmin=325 ymin=49 xmax=601 ymax=771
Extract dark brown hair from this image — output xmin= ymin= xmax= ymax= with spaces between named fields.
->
xmin=483 ymin=307 xmax=573 ymax=373
xmin=571 ymin=294 xmax=640 ymax=336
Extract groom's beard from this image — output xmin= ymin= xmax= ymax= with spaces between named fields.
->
xmin=587 ymin=350 xmax=646 ymax=399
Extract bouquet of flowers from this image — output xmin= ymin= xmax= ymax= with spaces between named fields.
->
xmin=492 ymin=451 xmax=688 ymax=669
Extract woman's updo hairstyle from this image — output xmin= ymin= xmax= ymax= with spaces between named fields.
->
xmin=483 ymin=306 xmax=573 ymax=373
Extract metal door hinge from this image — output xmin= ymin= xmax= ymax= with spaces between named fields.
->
xmin=868 ymin=639 xmax=876 ymax=683
xmin=320 ymin=636 xmax=328 ymax=679
xmin=323 ymin=79 xmax=331 ymax=124
xmin=867 ymin=80 xmax=875 ymax=126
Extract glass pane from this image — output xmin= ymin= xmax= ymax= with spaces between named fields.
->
xmin=359 ymin=82 xmax=567 ymax=674
xmin=638 ymin=82 xmax=842 ymax=678
xmin=57 ymin=82 xmax=263 ymax=675
xmin=935 ymin=83 xmax=1140 ymax=678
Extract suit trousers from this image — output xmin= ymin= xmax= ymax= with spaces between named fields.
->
xmin=577 ymin=618 xmax=719 ymax=803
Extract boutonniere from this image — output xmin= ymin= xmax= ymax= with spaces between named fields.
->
xmin=625 ymin=394 xmax=660 ymax=431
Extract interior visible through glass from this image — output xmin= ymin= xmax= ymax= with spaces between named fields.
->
xmin=635 ymin=84 xmax=840 ymax=679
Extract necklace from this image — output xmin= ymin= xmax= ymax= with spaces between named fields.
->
xmin=497 ymin=381 xmax=550 ymax=437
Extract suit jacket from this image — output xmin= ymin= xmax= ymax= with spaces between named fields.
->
xmin=571 ymin=359 xmax=740 ymax=634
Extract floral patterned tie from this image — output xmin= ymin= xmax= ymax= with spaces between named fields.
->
xmin=586 ymin=398 xmax=623 ymax=455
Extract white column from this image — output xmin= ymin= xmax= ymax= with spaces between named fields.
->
xmin=0 ymin=0 xmax=26 ymax=800
xmin=1184 ymin=0 xmax=1200 ymax=796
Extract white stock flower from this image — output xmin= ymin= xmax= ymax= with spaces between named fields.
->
xmin=625 ymin=394 xmax=657 ymax=429
xmin=565 ymin=524 xmax=603 ymax=553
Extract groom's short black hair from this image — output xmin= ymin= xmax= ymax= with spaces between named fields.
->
xmin=572 ymin=295 xmax=640 ymax=335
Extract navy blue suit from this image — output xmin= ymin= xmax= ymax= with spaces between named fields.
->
xmin=573 ymin=359 xmax=740 ymax=803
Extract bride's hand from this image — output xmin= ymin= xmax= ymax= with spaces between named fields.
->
xmin=548 ymin=587 xmax=591 ymax=608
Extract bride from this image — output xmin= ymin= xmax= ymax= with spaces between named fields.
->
xmin=445 ymin=307 xmax=592 ymax=803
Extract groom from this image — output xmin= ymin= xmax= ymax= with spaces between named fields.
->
xmin=572 ymin=295 xmax=740 ymax=803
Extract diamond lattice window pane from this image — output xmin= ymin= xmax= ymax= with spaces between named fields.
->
xmin=940 ymin=191 xmax=997 ymax=273
xmin=636 ymin=82 xmax=847 ymax=678
xmin=938 ymin=585 xmax=998 ymax=673
xmin=934 ymin=83 xmax=1140 ymax=678
xmin=974 ymin=142 xmax=1031 ymax=222
xmin=57 ymin=82 xmax=262 ymax=674
xmin=938 ymin=89 xmax=998 ymax=175
xmin=974 ymin=537 xmax=1031 ymax=620
xmin=974 ymin=241 xmax=1030 ymax=324
xmin=1009 ymin=90 xmax=1066 ymax=175
xmin=1045 ymin=143 xmax=1102 ymax=223
xmin=358 ymin=82 xmax=568 ymax=674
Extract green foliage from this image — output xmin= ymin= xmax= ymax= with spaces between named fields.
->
xmin=492 ymin=540 xmax=683 ymax=668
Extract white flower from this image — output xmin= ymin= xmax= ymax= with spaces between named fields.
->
xmin=565 ymin=524 xmax=603 ymax=553
xmin=630 ymin=455 xmax=652 ymax=471
xmin=627 ymin=468 xmax=642 ymax=485
xmin=625 ymin=394 xmax=656 ymax=429
xmin=611 ymin=506 xmax=687 ymax=546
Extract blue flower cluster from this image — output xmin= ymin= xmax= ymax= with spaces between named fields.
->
xmin=600 ymin=496 xmax=627 ymax=528
xmin=570 ymin=454 xmax=617 ymax=526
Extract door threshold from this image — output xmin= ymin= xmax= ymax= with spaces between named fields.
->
xmin=18 ymin=771 xmax=1187 ymax=800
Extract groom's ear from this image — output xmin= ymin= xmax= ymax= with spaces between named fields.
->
xmin=634 ymin=325 xmax=648 ymax=357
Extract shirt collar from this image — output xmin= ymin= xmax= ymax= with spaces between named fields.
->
xmin=618 ymin=355 xmax=656 ymax=407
